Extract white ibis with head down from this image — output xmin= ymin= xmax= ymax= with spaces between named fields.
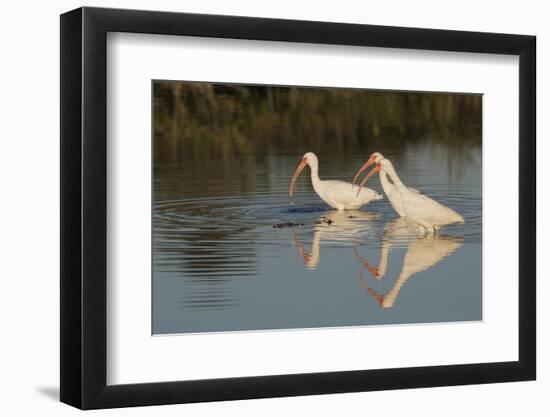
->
xmin=352 ymin=152 xmax=464 ymax=233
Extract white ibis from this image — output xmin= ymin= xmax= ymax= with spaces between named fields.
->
xmin=290 ymin=152 xmax=382 ymax=210
xmin=356 ymin=218 xmax=463 ymax=308
xmin=352 ymin=152 xmax=464 ymax=233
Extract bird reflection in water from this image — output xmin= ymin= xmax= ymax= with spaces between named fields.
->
xmin=355 ymin=218 xmax=463 ymax=308
xmin=291 ymin=215 xmax=463 ymax=308
xmin=291 ymin=210 xmax=380 ymax=270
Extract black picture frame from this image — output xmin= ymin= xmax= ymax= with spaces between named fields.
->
xmin=60 ymin=6 xmax=536 ymax=410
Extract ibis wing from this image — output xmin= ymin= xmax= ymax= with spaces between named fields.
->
xmin=324 ymin=180 xmax=370 ymax=204
xmin=401 ymin=191 xmax=464 ymax=225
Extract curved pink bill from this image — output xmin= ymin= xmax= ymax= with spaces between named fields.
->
xmin=289 ymin=158 xmax=307 ymax=198
xmin=351 ymin=159 xmax=374 ymax=188
xmin=356 ymin=163 xmax=381 ymax=196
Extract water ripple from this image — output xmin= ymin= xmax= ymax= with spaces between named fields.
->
xmin=153 ymin=157 xmax=482 ymax=314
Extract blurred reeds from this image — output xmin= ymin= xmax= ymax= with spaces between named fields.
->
xmin=153 ymin=81 xmax=482 ymax=164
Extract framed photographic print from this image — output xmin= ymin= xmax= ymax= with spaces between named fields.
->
xmin=60 ymin=6 xmax=536 ymax=409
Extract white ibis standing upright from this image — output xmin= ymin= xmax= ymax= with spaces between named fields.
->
xmin=352 ymin=152 xmax=464 ymax=233
xmin=290 ymin=152 xmax=382 ymax=210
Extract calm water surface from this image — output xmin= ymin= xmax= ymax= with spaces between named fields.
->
xmin=153 ymin=142 xmax=482 ymax=334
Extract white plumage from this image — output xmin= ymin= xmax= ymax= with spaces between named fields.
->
xmin=353 ymin=152 xmax=464 ymax=233
xmin=290 ymin=152 xmax=382 ymax=210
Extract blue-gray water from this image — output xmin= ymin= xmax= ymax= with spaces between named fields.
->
xmin=152 ymin=142 xmax=482 ymax=334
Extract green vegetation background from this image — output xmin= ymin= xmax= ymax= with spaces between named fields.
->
xmin=154 ymin=81 xmax=481 ymax=163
